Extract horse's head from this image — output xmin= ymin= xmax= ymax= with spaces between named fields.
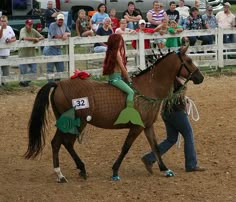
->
xmin=177 ymin=45 xmax=204 ymax=84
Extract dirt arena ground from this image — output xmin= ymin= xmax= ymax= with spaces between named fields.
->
xmin=0 ymin=75 xmax=236 ymax=202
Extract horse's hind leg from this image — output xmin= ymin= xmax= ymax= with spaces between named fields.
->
xmin=51 ymin=129 xmax=68 ymax=183
xmin=62 ymin=132 xmax=87 ymax=180
xmin=144 ymin=126 xmax=174 ymax=177
xmin=112 ymin=127 xmax=143 ymax=180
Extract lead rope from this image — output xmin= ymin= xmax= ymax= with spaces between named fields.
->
xmin=176 ymin=96 xmax=200 ymax=148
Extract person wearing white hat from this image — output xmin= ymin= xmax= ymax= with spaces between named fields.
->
xmin=43 ymin=13 xmax=71 ymax=82
xmin=216 ymin=2 xmax=235 ymax=43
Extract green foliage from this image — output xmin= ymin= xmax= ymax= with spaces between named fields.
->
xmin=231 ymin=4 xmax=236 ymax=14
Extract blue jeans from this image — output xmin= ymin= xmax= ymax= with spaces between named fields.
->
xmin=223 ymin=34 xmax=233 ymax=44
xmin=143 ymin=110 xmax=198 ymax=170
xmin=127 ymin=22 xmax=138 ymax=30
xmin=0 ymin=56 xmax=9 ymax=76
xmin=188 ymin=35 xmax=213 ymax=46
xmin=19 ymin=63 xmax=37 ymax=74
xmin=94 ymin=46 xmax=107 ymax=53
xmin=43 ymin=46 xmax=64 ymax=73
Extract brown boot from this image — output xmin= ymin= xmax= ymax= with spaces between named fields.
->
xmin=186 ymin=166 xmax=206 ymax=172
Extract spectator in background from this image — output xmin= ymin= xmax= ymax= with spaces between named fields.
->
xmin=131 ymin=20 xmax=160 ymax=50
xmin=44 ymin=1 xmax=61 ymax=27
xmin=184 ymin=7 xmax=212 ymax=46
xmin=109 ymin=8 xmax=120 ymax=33
xmin=94 ymin=17 xmax=113 ymax=53
xmin=132 ymin=19 xmax=160 ymax=63
xmin=147 ymin=1 xmax=168 ymax=28
xmin=115 ymin=19 xmax=136 ymax=34
xmin=122 ymin=1 xmax=142 ymax=30
xmin=165 ymin=20 xmax=183 ymax=50
xmin=90 ymin=3 xmax=109 ymax=32
xmin=166 ymin=1 xmax=180 ymax=23
xmin=195 ymin=0 xmax=200 ymax=10
xmin=18 ymin=19 xmax=44 ymax=87
xmin=216 ymin=2 xmax=235 ymax=43
xmin=202 ymin=6 xmax=218 ymax=29
xmin=202 ymin=6 xmax=217 ymax=44
xmin=43 ymin=14 xmax=70 ymax=82
xmin=0 ymin=15 xmax=16 ymax=85
xmin=75 ymin=9 xmax=93 ymax=37
xmin=176 ymin=0 xmax=189 ymax=26
xmin=154 ymin=18 xmax=169 ymax=51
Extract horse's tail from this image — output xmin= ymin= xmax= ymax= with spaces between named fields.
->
xmin=24 ymin=82 xmax=57 ymax=159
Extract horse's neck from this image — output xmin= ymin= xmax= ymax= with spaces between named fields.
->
xmin=133 ymin=54 xmax=179 ymax=99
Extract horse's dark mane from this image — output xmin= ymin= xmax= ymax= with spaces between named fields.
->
xmin=131 ymin=52 xmax=175 ymax=78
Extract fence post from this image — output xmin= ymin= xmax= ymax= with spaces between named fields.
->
xmin=138 ymin=32 xmax=146 ymax=69
xmin=218 ymin=28 xmax=224 ymax=69
xmin=0 ymin=69 xmax=2 ymax=85
xmin=68 ymin=37 xmax=75 ymax=76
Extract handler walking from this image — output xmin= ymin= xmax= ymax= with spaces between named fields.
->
xmin=141 ymin=79 xmax=205 ymax=173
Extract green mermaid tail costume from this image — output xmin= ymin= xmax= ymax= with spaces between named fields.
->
xmin=109 ymin=72 xmax=144 ymax=127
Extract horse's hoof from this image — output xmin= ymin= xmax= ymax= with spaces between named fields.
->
xmin=164 ymin=169 xmax=175 ymax=177
xmin=111 ymin=175 xmax=120 ymax=181
xmin=57 ymin=176 xmax=68 ymax=183
xmin=79 ymin=171 xmax=87 ymax=180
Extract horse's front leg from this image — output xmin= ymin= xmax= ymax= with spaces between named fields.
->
xmin=144 ymin=126 xmax=174 ymax=177
xmin=112 ymin=126 xmax=143 ymax=181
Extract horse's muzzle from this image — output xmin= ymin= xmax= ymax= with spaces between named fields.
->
xmin=192 ymin=69 xmax=204 ymax=84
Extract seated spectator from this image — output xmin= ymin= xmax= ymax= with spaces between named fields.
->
xmin=216 ymin=2 xmax=235 ymax=43
xmin=147 ymin=1 xmax=168 ymax=28
xmin=109 ymin=8 xmax=120 ymax=33
xmin=90 ymin=3 xmax=109 ymax=32
xmin=0 ymin=15 xmax=16 ymax=85
xmin=19 ymin=19 xmax=44 ymax=87
xmin=165 ymin=20 xmax=183 ymax=49
xmin=184 ymin=7 xmax=213 ymax=46
xmin=75 ymin=9 xmax=93 ymax=37
xmin=176 ymin=0 xmax=189 ymax=26
xmin=122 ymin=1 xmax=142 ymax=30
xmin=43 ymin=14 xmax=70 ymax=82
xmin=44 ymin=1 xmax=61 ymax=27
xmin=115 ymin=19 xmax=136 ymax=34
xmin=166 ymin=1 xmax=180 ymax=23
xmin=94 ymin=17 xmax=113 ymax=53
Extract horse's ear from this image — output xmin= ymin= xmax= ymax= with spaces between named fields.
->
xmin=180 ymin=44 xmax=189 ymax=55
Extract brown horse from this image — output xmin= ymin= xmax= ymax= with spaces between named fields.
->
xmin=25 ymin=46 xmax=204 ymax=182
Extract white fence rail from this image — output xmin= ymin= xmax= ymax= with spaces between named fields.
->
xmin=0 ymin=28 xmax=236 ymax=84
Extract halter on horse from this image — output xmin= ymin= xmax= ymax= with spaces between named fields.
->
xmin=25 ymin=45 xmax=204 ymax=183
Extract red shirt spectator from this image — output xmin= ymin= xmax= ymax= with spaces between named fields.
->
xmin=131 ymin=20 xmax=158 ymax=49
xmin=110 ymin=8 xmax=120 ymax=33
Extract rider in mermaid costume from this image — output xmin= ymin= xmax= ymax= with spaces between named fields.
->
xmin=103 ymin=34 xmax=144 ymax=127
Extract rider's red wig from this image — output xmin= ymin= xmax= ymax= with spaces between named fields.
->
xmin=103 ymin=34 xmax=126 ymax=75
